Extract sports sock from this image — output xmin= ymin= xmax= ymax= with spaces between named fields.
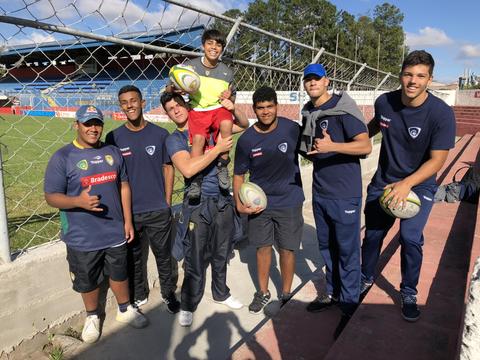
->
xmin=118 ymin=302 xmax=129 ymax=313
xmin=86 ymin=309 xmax=98 ymax=316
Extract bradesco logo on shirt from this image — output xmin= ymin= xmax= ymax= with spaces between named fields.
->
xmin=81 ymin=172 xmax=117 ymax=187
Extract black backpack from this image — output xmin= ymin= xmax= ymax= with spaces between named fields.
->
xmin=453 ymin=165 xmax=480 ymax=203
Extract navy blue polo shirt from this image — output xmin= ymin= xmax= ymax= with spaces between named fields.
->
xmin=106 ymin=122 xmax=170 ymax=214
xmin=307 ymin=94 xmax=368 ymax=199
xmin=44 ymin=142 xmax=127 ymax=251
xmin=166 ymin=129 xmax=219 ymax=197
xmin=234 ymin=117 xmax=304 ymax=209
xmin=371 ymin=90 xmax=456 ymax=188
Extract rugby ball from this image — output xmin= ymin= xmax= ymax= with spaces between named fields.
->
xmin=169 ymin=64 xmax=200 ymax=93
xmin=239 ymin=182 xmax=267 ymax=209
xmin=379 ymin=188 xmax=421 ymax=219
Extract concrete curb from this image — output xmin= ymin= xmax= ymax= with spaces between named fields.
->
xmin=460 ymin=256 xmax=480 ymax=360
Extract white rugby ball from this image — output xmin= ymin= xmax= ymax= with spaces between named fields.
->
xmin=239 ymin=182 xmax=267 ymax=209
xmin=169 ymin=64 xmax=201 ymax=93
xmin=379 ymin=188 xmax=421 ymax=219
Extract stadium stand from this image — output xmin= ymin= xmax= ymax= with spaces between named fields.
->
xmin=0 ymin=26 xmax=203 ymax=111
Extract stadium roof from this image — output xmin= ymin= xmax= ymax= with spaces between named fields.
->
xmin=0 ymin=25 xmax=204 ymax=64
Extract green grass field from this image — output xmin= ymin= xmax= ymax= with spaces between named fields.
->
xmin=0 ymin=114 xmax=187 ymax=251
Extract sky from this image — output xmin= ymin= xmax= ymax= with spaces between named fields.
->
xmin=0 ymin=0 xmax=478 ymax=84
xmin=327 ymin=0 xmax=480 ymax=83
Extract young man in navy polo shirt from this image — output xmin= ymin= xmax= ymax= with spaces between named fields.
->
xmin=162 ymin=92 xmax=246 ymax=327
xmin=106 ymin=86 xmax=179 ymax=313
xmin=299 ymin=64 xmax=372 ymax=336
xmin=44 ymin=105 xmax=148 ymax=344
xmin=361 ymin=50 xmax=456 ymax=322
xmin=234 ymin=86 xmax=305 ymax=314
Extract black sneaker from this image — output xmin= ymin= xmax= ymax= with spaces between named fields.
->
xmin=163 ymin=292 xmax=180 ymax=314
xmin=360 ymin=280 xmax=373 ymax=297
xmin=249 ymin=291 xmax=271 ymax=314
xmin=279 ymin=292 xmax=292 ymax=307
xmin=306 ymin=294 xmax=338 ymax=313
xmin=334 ymin=314 xmax=351 ymax=340
xmin=401 ymin=294 xmax=420 ymax=322
xmin=217 ymin=163 xmax=230 ymax=190
xmin=187 ymin=175 xmax=202 ymax=200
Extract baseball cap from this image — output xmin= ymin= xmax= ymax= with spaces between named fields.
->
xmin=75 ymin=105 xmax=104 ymax=123
xmin=303 ymin=64 xmax=327 ymax=79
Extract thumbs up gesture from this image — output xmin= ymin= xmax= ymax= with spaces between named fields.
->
xmin=77 ymin=185 xmax=103 ymax=212
xmin=307 ymin=129 xmax=334 ymax=155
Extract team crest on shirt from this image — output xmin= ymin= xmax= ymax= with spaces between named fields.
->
xmin=320 ymin=120 xmax=328 ymax=130
xmin=408 ymin=127 xmax=421 ymax=139
xmin=76 ymin=159 xmax=88 ymax=170
xmin=105 ymin=155 xmax=114 ymax=166
xmin=145 ymin=145 xmax=156 ymax=155
xmin=278 ymin=142 xmax=288 ymax=153
xmin=189 ymin=222 xmax=195 ymax=231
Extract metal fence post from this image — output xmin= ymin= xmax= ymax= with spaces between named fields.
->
xmin=0 ymin=147 xmax=11 ymax=264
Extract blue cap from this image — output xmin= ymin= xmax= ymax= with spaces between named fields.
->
xmin=75 ymin=105 xmax=104 ymax=123
xmin=303 ymin=64 xmax=327 ymax=79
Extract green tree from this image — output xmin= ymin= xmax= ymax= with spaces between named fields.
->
xmin=373 ymin=3 xmax=405 ymax=74
xmin=215 ymin=0 xmax=407 ymax=86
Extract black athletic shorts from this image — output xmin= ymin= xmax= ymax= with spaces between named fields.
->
xmin=66 ymin=243 xmax=128 ymax=293
xmin=248 ymin=206 xmax=304 ymax=250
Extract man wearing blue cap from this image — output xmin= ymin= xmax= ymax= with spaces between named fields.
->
xmin=44 ymin=105 xmax=148 ymax=344
xmin=299 ymin=64 xmax=371 ymax=337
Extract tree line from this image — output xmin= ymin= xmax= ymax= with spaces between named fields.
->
xmin=215 ymin=0 xmax=406 ymax=76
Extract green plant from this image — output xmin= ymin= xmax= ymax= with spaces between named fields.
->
xmin=48 ymin=346 xmax=64 ymax=360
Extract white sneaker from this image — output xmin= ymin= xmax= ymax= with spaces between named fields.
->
xmin=178 ymin=310 xmax=193 ymax=327
xmin=133 ymin=297 xmax=148 ymax=308
xmin=81 ymin=314 xmax=100 ymax=343
xmin=116 ymin=305 xmax=148 ymax=328
xmin=214 ymin=295 xmax=243 ymax=310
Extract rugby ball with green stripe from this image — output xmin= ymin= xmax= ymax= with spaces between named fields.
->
xmin=379 ymin=188 xmax=421 ymax=219
xmin=239 ymin=182 xmax=267 ymax=209
xmin=169 ymin=64 xmax=200 ymax=93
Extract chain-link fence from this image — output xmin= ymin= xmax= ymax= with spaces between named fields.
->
xmin=0 ymin=0 xmax=398 ymax=261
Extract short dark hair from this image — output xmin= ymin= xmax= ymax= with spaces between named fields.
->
xmin=202 ymin=29 xmax=226 ymax=48
xmin=252 ymin=86 xmax=278 ymax=106
xmin=160 ymin=92 xmax=187 ymax=111
xmin=401 ymin=50 xmax=435 ymax=75
xmin=118 ymin=85 xmax=142 ymax=99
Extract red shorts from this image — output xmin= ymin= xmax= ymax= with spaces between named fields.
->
xmin=188 ymin=107 xmax=233 ymax=144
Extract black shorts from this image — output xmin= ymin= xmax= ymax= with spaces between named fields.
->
xmin=66 ymin=243 xmax=128 ymax=293
xmin=248 ymin=206 xmax=304 ymax=250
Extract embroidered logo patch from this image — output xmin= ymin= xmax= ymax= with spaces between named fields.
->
xmin=380 ymin=115 xmax=391 ymax=129
xmin=90 ymin=155 xmax=103 ymax=165
xmin=251 ymin=147 xmax=263 ymax=158
xmin=145 ymin=145 xmax=156 ymax=155
xmin=76 ymin=159 xmax=88 ymax=170
xmin=320 ymin=120 xmax=328 ymax=130
xmin=189 ymin=222 xmax=195 ymax=231
xmin=105 ymin=155 xmax=114 ymax=166
xmin=278 ymin=142 xmax=288 ymax=153
xmin=408 ymin=127 xmax=421 ymax=139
